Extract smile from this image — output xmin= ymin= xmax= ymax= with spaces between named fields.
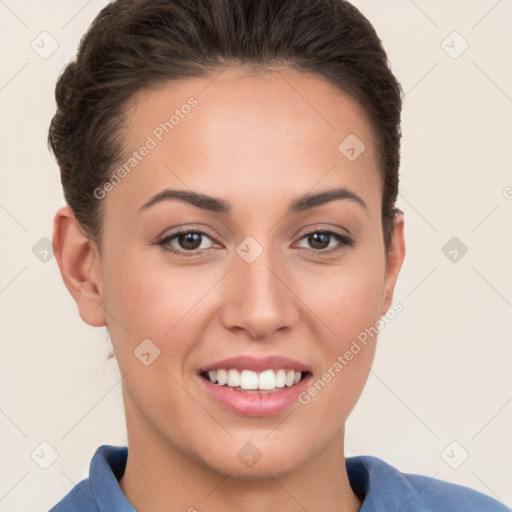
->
xmin=198 ymin=354 xmax=312 ymax=415
xmin=200 ymin=368 xmax=309 ymax=393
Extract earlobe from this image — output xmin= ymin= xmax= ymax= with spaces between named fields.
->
xmin=52 ymin=205 xmax=107 ymax=327
xmin=381 ymin=213 xmax=406 ymax=315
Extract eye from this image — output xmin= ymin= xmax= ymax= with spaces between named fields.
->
xmin=158 ymin=229 xmax=216 ymax=256
xmin=158 ymin=228 xmax=353 ymax=257
xmin=295 ymin=229 xmax=353 ymax=253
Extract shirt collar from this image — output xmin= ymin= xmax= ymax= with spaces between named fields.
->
xmin=89 ymin=445 xmax=419 ymax=511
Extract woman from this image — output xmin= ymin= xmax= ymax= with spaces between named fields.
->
xmin=48 ymin=0 xmax=508 ymax=510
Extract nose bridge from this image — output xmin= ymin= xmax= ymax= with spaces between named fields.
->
xmin=221 ymin=236 xmax=299 ymax=337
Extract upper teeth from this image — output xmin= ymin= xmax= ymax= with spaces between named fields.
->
xmin=206 ymin=369 xmax=303 ymax=390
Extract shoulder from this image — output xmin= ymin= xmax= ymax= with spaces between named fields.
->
xmin=346 ymin=455 xmax=510 ymax=511
xmin=48 ymin=478 xmax=97 ymax=512
xmin=48 ymin=445 xmax=132 ymax=512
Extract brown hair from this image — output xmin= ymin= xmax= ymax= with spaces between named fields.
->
xmin=48 ymin=0 xmax=403 ymax=253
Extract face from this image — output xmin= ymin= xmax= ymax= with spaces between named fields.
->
xmin=84 ymin=67 xmax=404 ymax=477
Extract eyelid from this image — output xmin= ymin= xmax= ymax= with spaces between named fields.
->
xmin=294 ymin=227 xmax=353 ymax=253
xmin=158 ymin=225 xmax=354 ymax=256
xmin=158 ymin=227 xmax=219 ymax=254
xmin=298 ymin=224 xmax=351 ymax=239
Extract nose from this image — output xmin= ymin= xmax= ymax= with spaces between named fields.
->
xmin=220 ymin=245 xmax=300 ymax=339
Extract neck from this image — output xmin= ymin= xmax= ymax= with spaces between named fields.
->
xmin=119 ymin=399 xmax=362 ymax=512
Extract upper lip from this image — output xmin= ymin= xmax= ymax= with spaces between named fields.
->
xmin=200 ymin=355 xmax=311 ymax=373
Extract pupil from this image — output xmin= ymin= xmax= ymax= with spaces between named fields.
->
xmin=180 ymin=232 xmax=201 ymax=250
xmin=309 ymin=233 xmax=329 ymax=249
xmin=176 ymin=232 xmax=331 ymax=251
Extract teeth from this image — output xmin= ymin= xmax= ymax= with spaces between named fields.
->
xmin=275 ymin=369 xmax=286 ymax=388
xmin=240 ymin=370 xmax=259 ymax=390
xmin=258 ymin=369 xmax=275 ymax=390
xmin=204 ymin=368 xmax=304 ymax=391
xmin=227 ymin=369 xmax=240 ymax=387
xmin=216 ymin=369 xmax=227 ymax=386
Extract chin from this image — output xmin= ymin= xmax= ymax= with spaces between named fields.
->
xmin=193 ymin=435 xmax=315 ymax=480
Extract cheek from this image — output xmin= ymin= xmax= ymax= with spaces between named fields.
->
xmin=101 ymin=248 xmax=220 ymax=364
xmin=100 ymin=249 xmax=171 ymax=357
xmin=103 ymin=247 xmax=179 ymax=330
xmin=304 ymin=255 xmax=385 ymax=339
xmin=296 ymin=255 xmax=385 ymax=411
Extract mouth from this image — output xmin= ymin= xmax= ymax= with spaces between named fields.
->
xmin=197 ymin=354 xmax=313 ymax=416
xmin=199 ymin=368 xmax=312 ymax=394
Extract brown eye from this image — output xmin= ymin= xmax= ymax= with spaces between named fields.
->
xmin=159 ymin=230 xmax=215 ymax=256
xmin=307 ymin=232 xmax=331 ymax=250
xmin=175 ymin=232 xmax=203 ymax=250
xmin=296 ymin=230 xmax=353 ymax=253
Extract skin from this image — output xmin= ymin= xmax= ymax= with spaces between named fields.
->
xmin=53 ymin=66 xmax=405 ymax=512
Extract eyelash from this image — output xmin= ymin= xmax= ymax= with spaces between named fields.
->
xmin=158 ymin=228 xmax=354 ymax=257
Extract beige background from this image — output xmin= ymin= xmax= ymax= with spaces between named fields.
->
xmin=0 ymin=0 xmax=511 ymax=510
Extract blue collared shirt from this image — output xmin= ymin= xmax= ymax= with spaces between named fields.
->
xmin=49 ymin=444 xmax=510 ymax=511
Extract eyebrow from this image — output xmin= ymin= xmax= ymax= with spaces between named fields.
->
xmin=136 ymin=186 xmax=367 ymax=216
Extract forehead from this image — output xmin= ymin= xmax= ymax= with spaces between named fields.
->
xmin=126 ymin=65 xmax=378 ymax=153
xmin=109 ymin=66 xmax=382 ymax=218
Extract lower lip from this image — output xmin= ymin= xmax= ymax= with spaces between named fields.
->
xmin=197 ymin=373 xmax=311 ymax=417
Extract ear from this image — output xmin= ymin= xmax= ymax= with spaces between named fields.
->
xmin=52 ymin=205 xmax=106 ymax=327
xmin=380 ymin=212 xmax=405 ymax=315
